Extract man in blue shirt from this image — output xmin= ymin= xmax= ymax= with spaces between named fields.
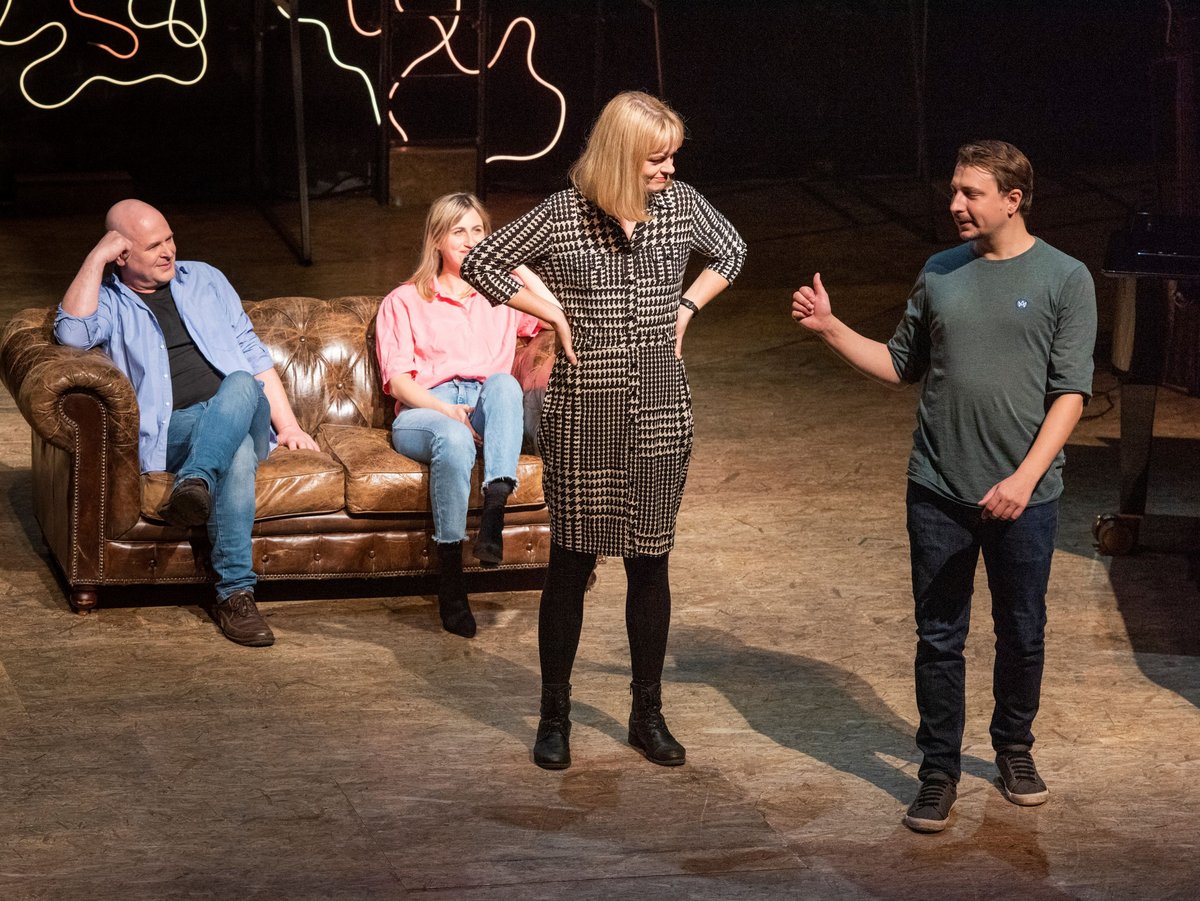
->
xmin=792 ymin=141 xmax=1096 ymax=832
xmin=55 ymin=199 xmax=320 ymax=647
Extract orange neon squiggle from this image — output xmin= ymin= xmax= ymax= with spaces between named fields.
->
xmin=70 ymin=0 xmax=139 ymax=60
xmin=387 ymin=82 xmax=410 ymax=141
xmin=483 ymin=18 xmax=565 ymax=163
xmin=347 ymin=0 xmax=379 ymax=37
xmin=0 ymin=0 xmax=563 ymax=163
xmin=383 ymin=2 xmax=566 ymax=162
xmin=401 ymin=4 xmax=473 ymax=77
xmin=0 ymin=0 xmax=208 ymax=111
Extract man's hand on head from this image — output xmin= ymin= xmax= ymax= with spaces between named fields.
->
xmin=92 ymin=230 xmax=132 ymax=267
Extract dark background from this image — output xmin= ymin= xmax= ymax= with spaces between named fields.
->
xmin=0 ymin=1 xmax=1178 ymax=202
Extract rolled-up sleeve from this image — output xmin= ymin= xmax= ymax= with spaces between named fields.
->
xmin=54 ymin=291 xmax=114 ymax=350
xmin=374 ymin=289 xmax=418 ymax=390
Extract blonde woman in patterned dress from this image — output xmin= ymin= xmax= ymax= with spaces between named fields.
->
xmin=462 ymin=91 xmax=747 ymax=770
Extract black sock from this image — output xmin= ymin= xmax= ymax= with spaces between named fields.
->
xmin=474 ymin=479 xmax=515 ymax=565
xmin=484 ymin=478 xmax=515 ymax=504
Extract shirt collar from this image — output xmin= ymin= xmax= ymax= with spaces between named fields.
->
xmin=432 ymin=275 xmax=478 ymax=305
xmin=104 ymin=262 xmax=190 ymax=302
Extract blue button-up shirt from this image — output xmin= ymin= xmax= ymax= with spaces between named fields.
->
xmin=54 ymin=261 xmax=275 ymax=473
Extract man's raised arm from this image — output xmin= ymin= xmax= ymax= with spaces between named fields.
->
xmin=61 ymin=231 xmax=131 ymax=318
xmin=791 ymin=272 xmax=903 ymax=386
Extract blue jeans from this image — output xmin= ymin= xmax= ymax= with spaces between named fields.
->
xmin=166 ymin=371 xmax=271 ymax=599
xmin=390 ymin=374 xmax=523 ymax=544
xmin=906 ymin=481 xmax=1058 ymax=781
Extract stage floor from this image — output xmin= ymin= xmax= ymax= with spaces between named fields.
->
xmin=1 ymin=170 xmax=1198 ymax=899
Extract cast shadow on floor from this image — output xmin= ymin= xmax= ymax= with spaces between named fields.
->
xmin=1062 ymin=437 xmax=1200 ymax=709
xmin=666 ymin=624 xmax=995 ymax=803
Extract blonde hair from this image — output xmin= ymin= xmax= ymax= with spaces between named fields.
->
xmin=956 ymin=140 xmax=1034 ymax=216
xmin=408 ymin=192 xmax=492 ymax=299
xmin=570 ymin=91 xmax=685 ymax=222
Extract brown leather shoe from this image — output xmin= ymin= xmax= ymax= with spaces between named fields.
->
xmin=212 ymin=590 xmax=275 ymax=647
xmin=158 ymin=477 xmax=211 ymax=527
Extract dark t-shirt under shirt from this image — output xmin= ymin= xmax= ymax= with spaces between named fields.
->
xmin=141 ymin=284 xmax=224 ymax=410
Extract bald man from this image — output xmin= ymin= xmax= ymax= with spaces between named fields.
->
xmin=55 ymin=200 xmax=319 ymax=647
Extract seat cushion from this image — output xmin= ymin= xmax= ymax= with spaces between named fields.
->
xmin=320 ymin=424 xmax=544 ymax=515
xmin=141 ymin=448 xmax=345 ymax=523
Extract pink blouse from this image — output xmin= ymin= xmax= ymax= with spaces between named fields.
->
xmin=375 ymin=277 xmax=541 ymax=410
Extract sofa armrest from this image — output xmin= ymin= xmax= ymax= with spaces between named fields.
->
xmin=2 ymin=308 xmax=145 ymax=538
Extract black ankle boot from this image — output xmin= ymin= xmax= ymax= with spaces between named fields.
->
xmin=473 ymin=479 xmax=513 ymax=567
xmin=436 ymin=542 xmax=475 ymax=638
xmin=628 ymin=680 xmax=685 ymax=766
xmin=533 ymin=682 xmax=572 ymax=769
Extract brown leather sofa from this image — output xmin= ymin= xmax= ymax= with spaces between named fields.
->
xmin=0 ymin=295 xmax=554 ymax=612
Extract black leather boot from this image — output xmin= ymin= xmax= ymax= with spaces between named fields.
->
xmin=436 ymin=541 xmax=475 ymax=638
xmin=628 ymin=680 xmax=685 ymax=766
xmin=473 ymin=479 xmax=513 ymax=567
xmin=533 ymin=682 xmax=572 ymax=769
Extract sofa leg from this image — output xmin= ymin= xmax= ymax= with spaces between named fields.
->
xmin=69 ymin=586 xmax=98 ymax=614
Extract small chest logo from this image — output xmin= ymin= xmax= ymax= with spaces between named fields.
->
xmin=1016 ymin=297 xmax=1030 ymax=310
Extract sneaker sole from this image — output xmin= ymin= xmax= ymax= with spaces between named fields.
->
xmin=999 ymin=784 xmax=1049 ymax=806
xmin=902 ymin=801 xmax=955 ymax=835
xmin=903 ymin=809 xmax=953 ymax=833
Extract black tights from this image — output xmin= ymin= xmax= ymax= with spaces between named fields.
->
xmin=538 ymin=542 xmax=672 ymax=685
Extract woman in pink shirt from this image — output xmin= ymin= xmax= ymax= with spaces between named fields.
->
xmin=375 ymin=192 xmax=548 ymax=638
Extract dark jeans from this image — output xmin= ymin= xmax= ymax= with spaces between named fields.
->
xmin=906 ymin=481 xmax=1058 ymax=781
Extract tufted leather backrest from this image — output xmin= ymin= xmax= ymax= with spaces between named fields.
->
xmin=247 ymin=296 xmax=391 ymax=435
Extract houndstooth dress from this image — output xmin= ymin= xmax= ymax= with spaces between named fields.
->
xmin=461 ymin=182 xmax=747 ymax=557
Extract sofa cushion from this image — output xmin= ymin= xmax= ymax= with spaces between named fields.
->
xmin=141 ymin=448 xmax=345 ymax=523
xmin=320 ymin=424 xmax=544 ymax=515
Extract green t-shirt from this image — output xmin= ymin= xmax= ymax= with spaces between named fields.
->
xmin=887 ymin=238 xmax=1097 ymax=506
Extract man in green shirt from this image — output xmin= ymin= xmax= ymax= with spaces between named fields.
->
xmin=792 ymin=141 xmax=1096 ymax=832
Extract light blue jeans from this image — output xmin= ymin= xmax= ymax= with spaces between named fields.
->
xmin=166 ymin=371 xmax=271 ymax=599
xmin=391 ymin=374 xmax=523 ymax=544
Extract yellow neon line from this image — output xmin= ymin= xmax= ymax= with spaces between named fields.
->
xmin=0 ymin=1 xmax=208 ymax=111
xmin=0 ymin=0 xmax=564 ymax=163
xmin=274 ymin=5 xmax=382 ymax=127
xmin=129 ymin=1 xmax=208 ymax=45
